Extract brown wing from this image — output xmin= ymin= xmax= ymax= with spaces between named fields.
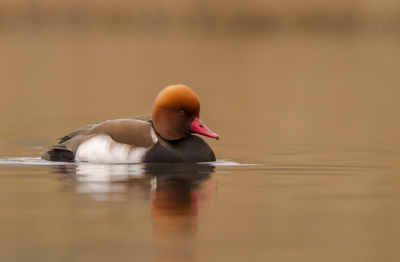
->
xmin=58 ymin=114 xmax=153 ymax=145
xmin=58 ymin=124 xmax=97 ymax=144
xmin=42 ymin=117 xmax=157 ymax=161
xmin=86 ymin=119 xmax=156 ymax=147
xmin=130 ymin=114 xmax=152 ymax=123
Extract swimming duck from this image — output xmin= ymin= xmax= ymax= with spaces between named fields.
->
xmin=41 ymin=85 xmax=219 ymax=163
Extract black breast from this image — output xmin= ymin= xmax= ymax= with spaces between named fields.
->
xmin=143 ymin=135 xmax=216 ymax=163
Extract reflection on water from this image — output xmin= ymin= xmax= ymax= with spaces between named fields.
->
xmin=1 ymin=155 xmax=400 ymax=261
xmin=0 ymin=158 xmax=219 ymax=261
xmin=55 ymin=162 xmax=215 ymax=240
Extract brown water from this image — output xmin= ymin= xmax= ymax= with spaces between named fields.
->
xmin=1 ymin=26 xmax=400 ymax=261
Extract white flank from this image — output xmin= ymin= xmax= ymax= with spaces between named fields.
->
xmin=75 ymin=134 xmax=147 ymax=163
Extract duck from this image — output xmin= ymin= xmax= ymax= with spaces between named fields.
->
xmin=41 ymin=85 xmax=219 ymax=163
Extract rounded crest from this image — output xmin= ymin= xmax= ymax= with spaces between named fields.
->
xmin=152 ymin=85 xmax=201 ymax=140
xmin=153 ymin=85 xmax=200 ymax=115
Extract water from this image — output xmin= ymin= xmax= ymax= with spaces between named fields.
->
xmin=1 ymin=157 xmax=399 ymax=261
xmin=1 ymin=26 xmax=400 ymax=261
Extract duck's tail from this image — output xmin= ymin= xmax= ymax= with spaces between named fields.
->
xmin=40 ymin=144 xmax=75 ymax=162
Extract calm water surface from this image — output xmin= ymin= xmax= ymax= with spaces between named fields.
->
xmin=1 ymin=27 xmax=400 ymax=261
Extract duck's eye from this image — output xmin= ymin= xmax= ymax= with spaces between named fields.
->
xmin=179 ymin=110 xmax=186 ymax=116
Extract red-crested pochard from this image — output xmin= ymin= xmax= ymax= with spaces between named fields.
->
xmin=41 ymin=85 xmax=219 ymax=163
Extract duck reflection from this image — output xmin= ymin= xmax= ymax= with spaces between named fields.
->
xmin=53 ymin=162 xmax=216 ymax=239
xmin=152 ymin=179 xmax=198 ymax=239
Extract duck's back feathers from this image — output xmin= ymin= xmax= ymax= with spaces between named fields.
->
xmin=130 ymin=114 xmax=152 ymax=122
xmin=86 ymin=119 xmax=156 ymax=148
xmin=42 ymin=118 xmax=157 ymax=162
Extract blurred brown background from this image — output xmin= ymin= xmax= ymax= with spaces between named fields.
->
xmin=1 ymin=0 xmax=400 ymax=34
xmin=0 ymin=0 xmax=399 ymax=163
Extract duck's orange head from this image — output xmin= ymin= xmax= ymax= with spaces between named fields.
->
xmin=152 ymin=84 xmax=219 ymax=141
